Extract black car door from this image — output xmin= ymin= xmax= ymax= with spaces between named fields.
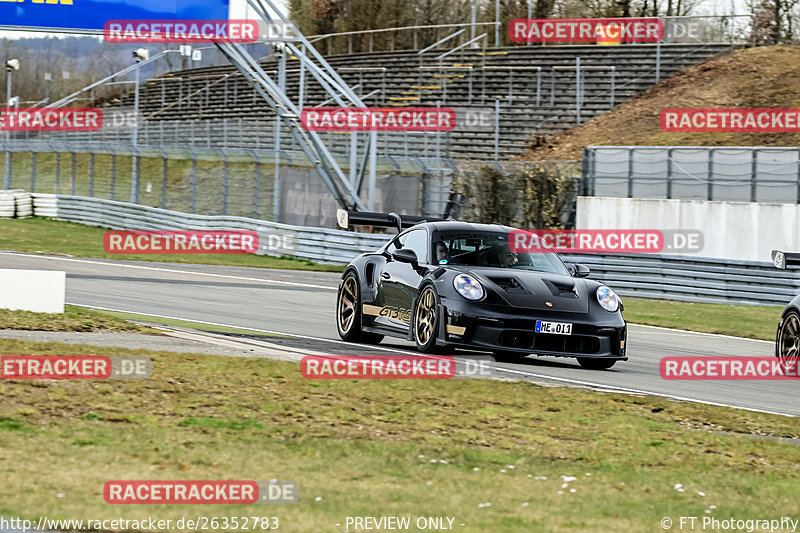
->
xmin=379 ymin=228 xmax=430 ymax=330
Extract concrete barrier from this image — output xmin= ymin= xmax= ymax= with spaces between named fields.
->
xmin=0 ymin=190 xmax=33 ymax=218
xmin=0 ymin=270 xmax=66 ymax=313
xmin=577 ymin=196 xmax=800 ymax=262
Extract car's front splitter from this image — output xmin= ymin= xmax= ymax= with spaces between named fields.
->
xmin=438 ymin=297 xmax=627 ymax=359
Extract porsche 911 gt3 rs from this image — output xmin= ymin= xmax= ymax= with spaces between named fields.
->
xmin=335 ymin=211 xmax=627 ymax=369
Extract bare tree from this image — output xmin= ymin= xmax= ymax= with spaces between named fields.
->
xmin=747 ymin=0 xmax=800 ymax=43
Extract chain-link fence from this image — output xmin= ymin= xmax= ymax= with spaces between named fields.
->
xmin=584 ymin=146 xmax=800 ymax=204
xmin=0 ymin=136 xmax=584 ymax=228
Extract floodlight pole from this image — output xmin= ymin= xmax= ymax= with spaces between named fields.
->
xmin=470 ymin=0 xmax=477 ymax=41
xmin=527 ymin=0 xmax=532 ymax=47
xmin=273 ymin=44 xmax=286 ymax=222
xmin=495 ymin=0 xmax=500 ymax=47
xmin=4 ymin=67 xmax=12 ymax=189
xmin=130 ymin=61 xmax=141 ymax=203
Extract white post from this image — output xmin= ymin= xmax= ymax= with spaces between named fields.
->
xmin=130 ymin=62 xmax=141 ymax=203
xmin=368 ymin=131 xmax=377 ymax=210
xmin=494 ymin=99 xmax=500 ymax=162
xmin=349 ymin=132 xmax=357 ymax=186
xmin=4 ymin=69 xmax=11 ymax=189
xmin=575 ymin=56 xmax=581 ymax=125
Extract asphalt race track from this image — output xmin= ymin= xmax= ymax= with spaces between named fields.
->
xmin=3 ymin=251 xmax=798 ymax=417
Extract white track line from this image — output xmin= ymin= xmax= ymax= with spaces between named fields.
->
xmin=70 ymin=303 xmax=415 ymax=354
xmin=630 ymin=323 xmax=774 ymax=344
xmin=72 ymin=304 xmax=795 ymax=418
xmin=0 ymin=252 xmax=338 ymax=291
xmin=492 ymin=366 xmax=795 ymax=418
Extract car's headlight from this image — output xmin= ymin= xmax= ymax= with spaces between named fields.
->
xmin=596 ymin=286 xmax=620 ymax=312
xmin=453 ymin=274 xmax=485 ymax=300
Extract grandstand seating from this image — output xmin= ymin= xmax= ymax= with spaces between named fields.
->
xmin=109 ymin=43 xmax=732 ymax=159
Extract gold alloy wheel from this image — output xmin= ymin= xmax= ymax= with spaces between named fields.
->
xmin=338 ymin=276 xmax=358 ymax=334
xmin=778 ymin=312 xmax=800 ymax=366
xmin=415 ymin=287 xmax=436 ymax=346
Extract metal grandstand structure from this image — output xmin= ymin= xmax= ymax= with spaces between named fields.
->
xmin=216 ymin=0 xmax=374 ymax=211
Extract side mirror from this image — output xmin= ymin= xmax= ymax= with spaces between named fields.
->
xmin=568 ymin=263 xmax=590 ymax=278
xmin=392 ymin=248 xmax=418 ymax=266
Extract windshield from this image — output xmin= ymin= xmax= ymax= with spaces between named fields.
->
xmin=434 ymin=231 xmax=570 ymax=275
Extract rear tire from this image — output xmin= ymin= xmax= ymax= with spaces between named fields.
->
xmin=336 ymin=272 xmax=384 ymax=344
xmin=577 ymin=358 xmax=617 ymax=370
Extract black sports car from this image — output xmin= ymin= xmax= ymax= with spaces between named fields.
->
xmin=772 ymin=250 xmax=800 ymax=364
xmin=335 ymin=211 xmax=627 ymax=370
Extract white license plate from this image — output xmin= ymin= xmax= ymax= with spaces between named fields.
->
xmin=535 ymin=320 xmax=572 ymax=335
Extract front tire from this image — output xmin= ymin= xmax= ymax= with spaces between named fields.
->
xmin=414 ymin=285 xmax=441 ymax=353
xmin=577 ymin=358 xmax=617 ymax=370
xmin=336 ymin=272 xmax=384 ymax=344
xmin=776 ymin=309 xmax=800 ymax=371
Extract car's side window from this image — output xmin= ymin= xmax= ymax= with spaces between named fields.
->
xmin=387 ymin=235 xmax=402 ymax=254
xmin=388 ymin=229 xmax=429 ymax=263
xmin=401 ymin=229 xmax=429 ymax=263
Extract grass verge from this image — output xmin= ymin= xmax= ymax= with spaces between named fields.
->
xmin=623 ymin=298 xmax=783 ymax=341
xmin=0 ymin=218 xmax=344 ymax=272
xmin=92 ymin=308 xmax=288 ymax=337
xmin=0 ymin=305 xmax=154 ymax=333
xmin=0 ymin=338 xmax=799 ymax=532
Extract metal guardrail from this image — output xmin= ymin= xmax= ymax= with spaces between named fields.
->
xmin=32 ymin=194 xmax=391 ymax=264
xmin=25 ymin=194 xmax=800 ymax=306
xmin=562 ymin=253 xmax=799 ymax=306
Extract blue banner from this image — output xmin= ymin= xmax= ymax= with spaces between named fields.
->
xmin=0 ymin=0 xmax=230 ymax=32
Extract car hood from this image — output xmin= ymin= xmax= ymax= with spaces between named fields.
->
xmin=457 ymin=267 xmax=590 ymax=313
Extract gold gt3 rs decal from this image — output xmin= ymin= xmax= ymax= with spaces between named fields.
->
xmin=362 ymin=304 xmax=411 ymax=323
xmin=363 ymin=304 xmax=467 ymax=335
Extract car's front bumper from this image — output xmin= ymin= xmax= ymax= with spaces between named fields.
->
xmin=438 ymin=297 xmax=627 ymax=360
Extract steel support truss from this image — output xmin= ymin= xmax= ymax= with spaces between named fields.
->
xmin=216 ymin=0 xmax=377 ymax=211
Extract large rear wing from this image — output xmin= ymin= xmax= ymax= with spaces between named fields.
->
xmin=336 ymin=209 xmax=445 ymax=232
xmin=771 ymin=250 xmax=800 ymax=269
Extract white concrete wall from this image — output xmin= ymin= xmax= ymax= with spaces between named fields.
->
xmin=0 ymin=270 xmax=66 ymax=313
xmin=576 ymin=197 xmax=800 ymax=262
